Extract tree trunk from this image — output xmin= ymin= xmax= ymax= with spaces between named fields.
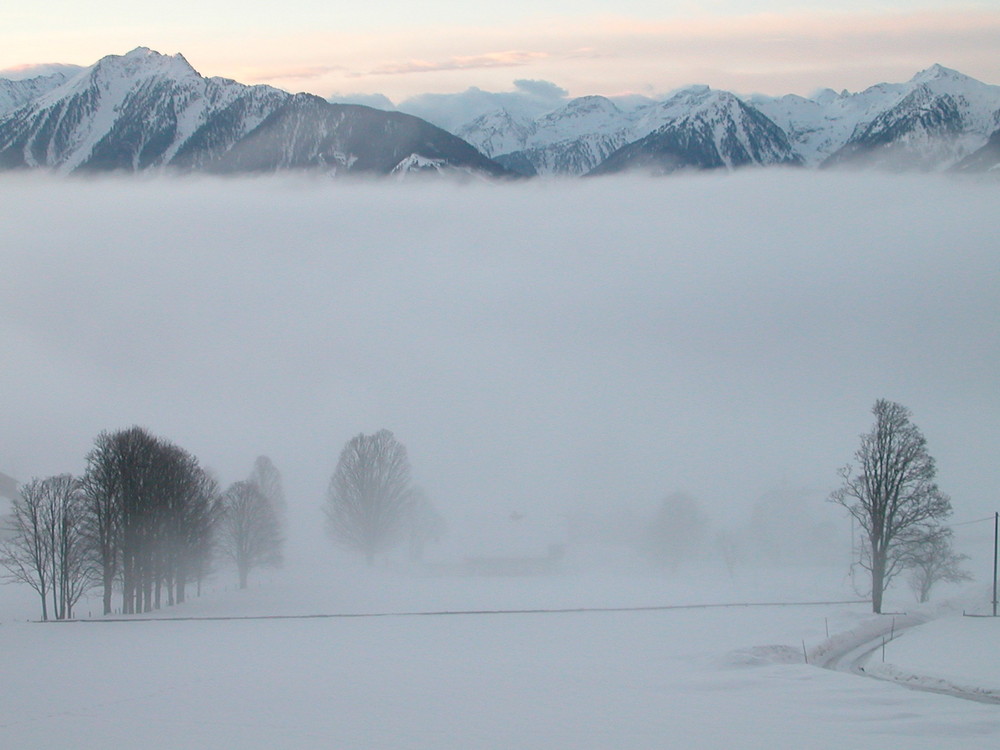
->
xmin=122 ymin=553 xmax=135 ymax=615
xmin=103 ymin=572 xmax=113 ymax=616
xmin=871 ymin=551 xmax=886 ymax=614
xmin=919 ymin=575 xmax=932 ymax=603
xmin=239 ymin=564 xmax=249 ymax=590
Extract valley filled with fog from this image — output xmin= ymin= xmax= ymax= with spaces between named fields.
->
xmin=1 ymin=171 xmax=998 ymax=747
xmin=3 ymin=171 xmax=996 ymax=553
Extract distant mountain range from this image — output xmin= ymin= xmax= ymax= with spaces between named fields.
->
xmin=0 ymin=48 xmax=510 ymax=178
xmin=456 ymin=64 xmax=1000 ymax=176
xmin=2 ymin=50 xmax=999 ymax=178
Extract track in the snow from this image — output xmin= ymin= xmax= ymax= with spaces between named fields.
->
xmin=814 ymin=613 xmax=1000 ymax=705
xmin=47 ymin=599 xmax=870 ymax=624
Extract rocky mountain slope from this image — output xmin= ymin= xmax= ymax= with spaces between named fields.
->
xmin=4 ymin=52 xmax=998 ymax=178
xmin=0 ymin=69 xmax=77 ymax=117
xmin=0 ymin=48 xmax=511 ymax=178
xmin=457 ymin=65 xmax=1000 ymax=176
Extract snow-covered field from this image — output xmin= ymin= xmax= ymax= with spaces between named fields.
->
xmin=2 ymin=561 xmax=998 ymax=749
xmin=2 ymin=172 xmax=998 ymax=747
xmin=870 ymin=614 xmax=1000 ymax=697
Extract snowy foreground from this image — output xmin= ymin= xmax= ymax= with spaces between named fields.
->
xmin=2 ymin=562 xmax=998 ymax=749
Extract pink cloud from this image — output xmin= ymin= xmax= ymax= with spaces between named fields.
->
xmin=246 ymin=65 xmax=346 ymax=83
xmin=354 ymin=50 xmax=548 ymax=78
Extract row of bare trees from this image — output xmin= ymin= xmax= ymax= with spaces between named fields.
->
xmin=83 ymin=427 xmax=219 ymax=614
xmin=2 ymin=427 xmax=284 ymax=619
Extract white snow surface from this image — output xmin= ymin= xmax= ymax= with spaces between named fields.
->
xmin=2 ymin=559 xmax=999 ymax=749
xmin=872 ymin=613 xmax=1000 ymax=693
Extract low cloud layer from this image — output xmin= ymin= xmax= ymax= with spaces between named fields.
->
xmin=1 ymin=172 xmax=996 ymax=542
xmin=358 ymin=51 xmax=549 ymax=78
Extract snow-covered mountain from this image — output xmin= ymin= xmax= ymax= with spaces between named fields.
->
xmin=460 ymin=95 xmax=638 ymax=176
xmin=204 ymin=92 xmax=506 ymax=177
xmin=953 ymin=127 xmax=1000 ymax=173
xmin=4 ymin=53 xmax=997 ymax=178
xmin=0 ymin=69 xmax=77 ymax=117
xmin=456 ymin=65 xmax=1000 ymax=176
xmin=461 ymin=87 xmax=800 ymax=176
xmin=0 ymin=48 xmax=511 ymax=178
xmin=591 ymin=88 xmax=801 ymax=175
xmin=819 ymin=65 xmax=1000 ymax=170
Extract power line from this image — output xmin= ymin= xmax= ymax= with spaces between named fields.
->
xmin=952 ymin=515 xmax=995 ymax=527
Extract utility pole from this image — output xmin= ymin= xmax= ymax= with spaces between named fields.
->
xmin=993 ymin=511 xmax=998 ymax=618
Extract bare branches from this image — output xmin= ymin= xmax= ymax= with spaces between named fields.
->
xmin=218 ymin=480 xmax=282 ymax=589
xmin=324 ymin=429 xmax=414 ymax=564
xmin=249 ymin=456 xmax=285 ymax=520
xmin=902 ymin=526 xmax=972 ymax=603
xmin=831 ymin=400 xmax=952 ymax=612
xmin=1 ymin=474 xmax=91 ymax=620
xmin=82 ymin=426 xmax=220 ymax=614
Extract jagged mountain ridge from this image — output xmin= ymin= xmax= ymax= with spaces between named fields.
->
xmin=590 ymin=88 xmax=802 ymax=175
xmin=810 ymin=65 xmax=1000 ymax=170
xmin=0 ymin=48 xmax=511 ymax=178
xmin=461 ymin=87 xmax=801 ymax=176
xmin=457 ymin=66 xmax=1000 ymax=176
xmin=0 ymin=70 xmax=77 ymax=118
xmin=4 ymin=52 xmax=999 ymax=178
xmin=208 ymin=92 xmax=506 ymax=176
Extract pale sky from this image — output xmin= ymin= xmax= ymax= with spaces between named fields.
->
xmin=2 ymin=1 xmax=999 ymax=101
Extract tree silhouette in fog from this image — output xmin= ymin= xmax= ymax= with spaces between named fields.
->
xmin=219 ymin=480 xmax=283 ymax=589
xmin=324 ymin=430 xmax=413 ymax=565
xmin=831 ymin=400 xmax=952 ymax=613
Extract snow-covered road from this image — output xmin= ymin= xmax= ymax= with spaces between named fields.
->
xmin=812 ymin=608 xmax=1000 ymax=704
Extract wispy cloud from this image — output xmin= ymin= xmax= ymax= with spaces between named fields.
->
xmin=247 ymin=65 xmax=346 ymax=83
xmin=354 ymin=50 xmax=548 ymax=77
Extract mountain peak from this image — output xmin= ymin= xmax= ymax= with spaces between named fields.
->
xmin=564 ymin=95 xmax=619 ymax=112
xmin=92 ymin=47 xmax=199 ymax=80
xmin=910 ymin=63 xmax=968 ymax=84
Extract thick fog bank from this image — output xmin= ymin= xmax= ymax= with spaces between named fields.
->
xmin=1 ymin=172 xmax=996 ymax=565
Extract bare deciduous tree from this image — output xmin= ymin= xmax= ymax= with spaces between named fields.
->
xmin=1 ymin=474 xmax=91 ymax=620
xmin=82 ymin=426 xmax=220 ymax=614
xmin=2 ymin=478 xmax=54 ymax=620
xmin=249 ymin=456 xmax=285 ymax=521
xmin=903 ymin=526 xmax=971 ymax=603
xmin=831 ymin=400 xmax=952 ymax=613
xmin=219 ymin=480 xmax=282 ymax=589
xmin=81 ymin=430 xmax=127 ymax=615
xmin=324 ymin=429 xmax=413 ymax=565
